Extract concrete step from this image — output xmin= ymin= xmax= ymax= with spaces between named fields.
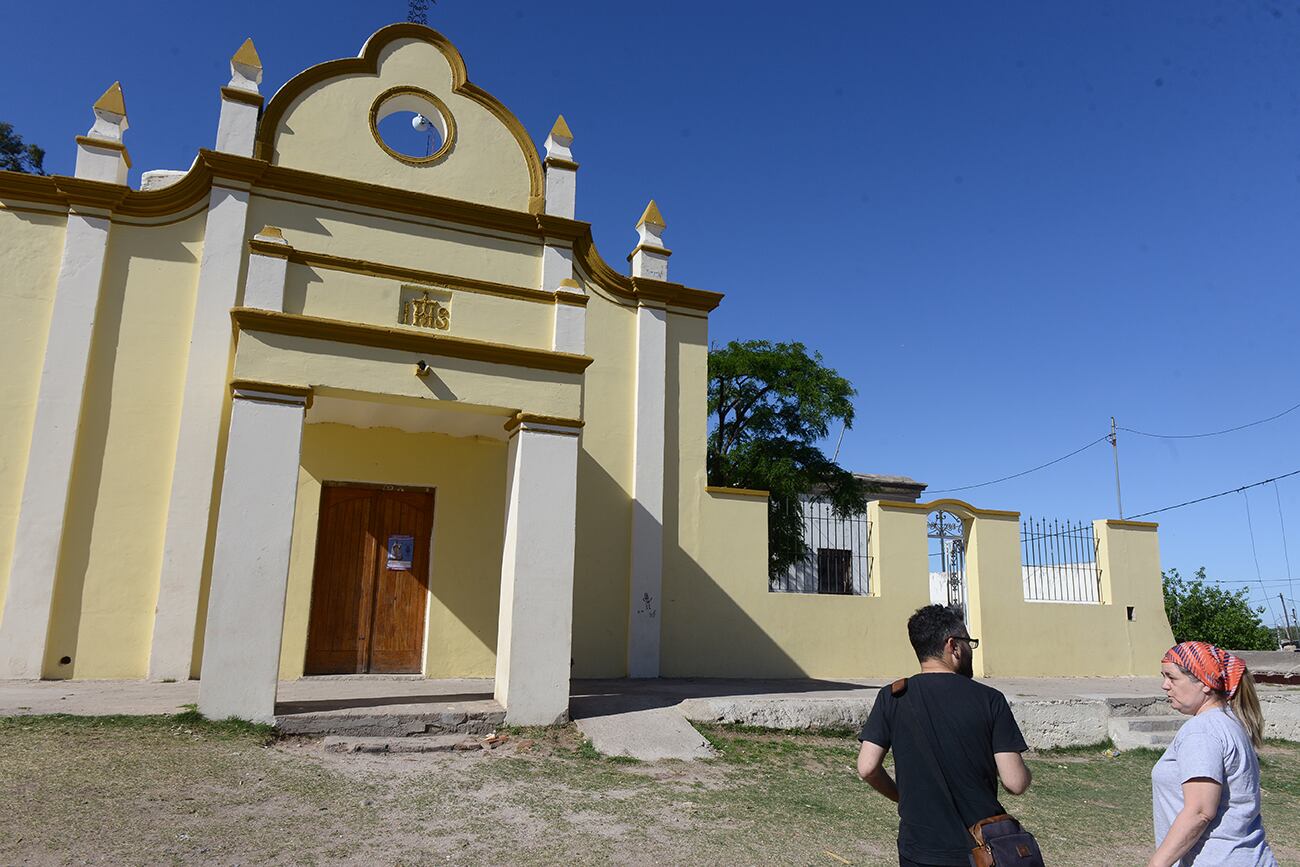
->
xmin=277 ymin=707 xmax=506 ymax=738
xmin=323 ymin=734 xmax=480 ymax=754
xmin=1125 ymin=717 xmax=1183 ymax=733
xmin=1109 ymin=715 xmax=1184 ymax=751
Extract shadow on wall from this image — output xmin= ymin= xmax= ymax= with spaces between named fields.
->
xmin=41 ymin=257 xmax=129 ymax=678
xmin=570 ymin=447 xmax=631 ymax=678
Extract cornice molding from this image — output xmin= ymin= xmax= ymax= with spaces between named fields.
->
xmin=876 ymin=498 xmax=1021 ymax=520
xmin=572 ymin=232 xmax=723 ymax=313
xmin=230 ymin=379 xmax=314 ymax=407
xmin=254 ymin=22 xmax=545 ymax=211
xmin=220 ymin=87 xmax=265 ymax=108
xmin=231 ymin=307 xmax=594 ymax=375
xmin=1103 ymin=519 xmax=1159 ymax=530
xmin=503 ymin=411 xmax=585 ymax=432
xmin=705 ymin=485 xmax=770 ymax=499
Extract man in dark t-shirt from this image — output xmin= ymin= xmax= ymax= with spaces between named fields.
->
xmin=857 ymin=605 xmax=1031 ymax=867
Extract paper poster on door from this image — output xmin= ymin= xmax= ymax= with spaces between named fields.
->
xmin=386 ymin=535 xmax=414 ymax=570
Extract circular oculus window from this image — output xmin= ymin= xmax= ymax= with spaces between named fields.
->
xmin=369 ymin=86 xmax=456 ymax=164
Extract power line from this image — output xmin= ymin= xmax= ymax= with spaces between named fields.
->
xmin=1276 ymin=481 xmax=1296 ymax=626
xmin=927 ymin=436 xmax=1109 ymax=494
xmin=1119 ymin=399 xmax=1300 ymax=440
xmin=1241 ymin=491 xmax=1282 ymax=628
xmin=1125 ymin=468 xmax=1300 ymax=520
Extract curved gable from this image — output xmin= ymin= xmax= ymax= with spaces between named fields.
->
xmin=257 ymin=24 xmax=543 ymax=213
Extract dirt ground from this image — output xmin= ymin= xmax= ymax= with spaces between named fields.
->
xmin=1 ymin=713 xmax=1298 ymax=866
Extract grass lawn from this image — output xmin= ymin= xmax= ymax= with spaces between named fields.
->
xmin=1 ymin=713 xmax=1298 ymax=866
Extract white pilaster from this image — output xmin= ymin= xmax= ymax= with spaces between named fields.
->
xmin=243 ymin=226 xmax=290 ymax=311
xmin=74 ymin=83 xmax=130 ymax=185
xmin=630 ymin=200 xmax=671 ymax=281
xmin=197 ymin=387 xmax=307 ymax=723
xmin=215 ymin=39 xmax=263 ymax=157
xmin=628 ymin=302 xmax=667 ymax=678
xmin=494 ymin=415 xmax=581 ymax=725
xmin=148 ymin=184 xmax=254 ymax=681
xmin=543 ymin=115 xmax=576 ymax=219
xmin=0 ymin=212 xmax=113 ymax=678
xmin=552 ymin=281 xmax=587 ymax=354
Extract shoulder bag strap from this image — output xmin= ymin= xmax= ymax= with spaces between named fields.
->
xmin=894 ymin=678 xmax=980 ymax=843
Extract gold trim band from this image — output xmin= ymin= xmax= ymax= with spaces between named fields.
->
xmin=231 ymin=307 xmax=594 ymax=375
xmin=230 ymin=379 xmax=314 ymax=408
xmin=877 ymin=498 xmax=1020 ymax=519
xmin=220 ymin=87 xmax=265 ymax=108
xmin=544 ymin=156 xmax=580 ymax=171
xmin=705 ymin=485 xmax=770 ymax=499
xmin=503 ymin=412 xmax=585 ymax=432
xmin=74 ymin=137 xmax=132 ymax=169
xmin=368 ymin=85 xmax=457 ymax=165
xmin=1104 ymin=519 xmax=1159 ymax=530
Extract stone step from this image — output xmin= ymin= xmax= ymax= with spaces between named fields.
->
xmin=277 ymin=707 xmax=506 ymax=738
xmin=1125 ymin=717 xmax=1184 ymax=733
xmin=1108 ymin=715 xmax=1184 ymax=751
xmin=323 ymin=734 xmax=483 ymax=754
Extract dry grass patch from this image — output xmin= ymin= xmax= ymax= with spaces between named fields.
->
xmin=1 ymin=714 xmax=1297 ymax=866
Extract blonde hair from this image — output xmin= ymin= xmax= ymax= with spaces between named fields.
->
xmin=1175 ymin=665 xmax=1266 ymax=750
xmin=1231 ymin=671 xmax=1265 ymax=750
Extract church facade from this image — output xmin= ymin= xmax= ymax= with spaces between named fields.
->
xmin=0 ymin=24 xmax=1173 ymax=725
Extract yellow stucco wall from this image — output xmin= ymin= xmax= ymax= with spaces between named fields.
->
xmin=267 ymin=36 xmax=535 ymax=211
xmin=245 ymin=193 xmax=543 ymax=301
xmin=44 ymin=215 xmax=205 ymax=678
xmin=569 ymin=287 xmax=636 ymax=677
xmin=280 ymin=262 xmax=553 ymax=350
xmin=662 ymin=304 xmax=1175 ymax=679
xmin=277 ymin=423 xmax=507 ymax=679
xmin=231 ymin=330 xmax=583 ymax=420
xmin=0 ymin=209 xmax=66 ymax=618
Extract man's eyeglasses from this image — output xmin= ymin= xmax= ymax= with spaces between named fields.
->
xmin=950 ymin=635 xmax=980 ymax=650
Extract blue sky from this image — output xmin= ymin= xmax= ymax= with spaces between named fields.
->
xmin=4 ymin=1 xmax=1298 ymax=623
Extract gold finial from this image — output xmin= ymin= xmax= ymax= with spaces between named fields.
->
xmin=550 ymin=115 xmax=573 ymax=140
xmin=257 ymin=225 xmax=283 ymax=239
xmin=94 ymin=82 xmax=127 ymax=117
xmin=637 ymin=200 xmax=666 ymax=229
xmin=232 ymin=37 xmax=262 ymax=70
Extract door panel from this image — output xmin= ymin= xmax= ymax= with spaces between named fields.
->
xmin=304 ymin=485 xmax=433 ymax=675
xmin=367 ymin=491 xmax=433 ymax=673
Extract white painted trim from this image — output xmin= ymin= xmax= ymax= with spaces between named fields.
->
xmin=243 ymin=244 xmax=289 ymax=311
xmin=552 ymin=302 xmax=586 ymax=354
xmin=197 ymin=393 xmax=306 ymax=723
xmin=628 ymin=304 xmax=667 ymax=678
xmin=544 ymin=167 xmax=576 ymax=219
xmin=494 ymin=424 xmax=580 ymax=725
xmin=148 ymin=186 xmax=252 ymax=681
xmin=0 ymin=214 xmax=112 ymax=679
xmin=215 ymin=99 xmax=259 ymax=158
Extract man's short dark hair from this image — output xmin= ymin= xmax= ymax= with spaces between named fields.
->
xmin=907 ymin=604 xmax=966 ymax=661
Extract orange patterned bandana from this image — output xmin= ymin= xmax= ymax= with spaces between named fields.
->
xmin=1162 ymin=641 xmax=1247 ymax=698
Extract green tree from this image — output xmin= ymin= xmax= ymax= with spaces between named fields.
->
xmin=1 ymin=122 xmax=46 ymax=175
xmin=1162 ymin=567 xmax=1277 ymax=650
xmin=708 ymin=340 xmax=870 ymax=579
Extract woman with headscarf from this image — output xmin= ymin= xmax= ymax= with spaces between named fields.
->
xmin=1148 ymin=641 xmax=1277 ymax=867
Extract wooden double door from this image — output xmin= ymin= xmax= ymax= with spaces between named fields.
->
xmin=304 ymin=485 xmax=435 ymax=675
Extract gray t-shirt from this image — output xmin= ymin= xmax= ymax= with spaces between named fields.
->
xmin=1152 ymin=707 xmax=1277 ymax=866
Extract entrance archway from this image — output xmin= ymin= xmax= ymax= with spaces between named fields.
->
xmin=927 ymin=509 xmax=968 ymax=617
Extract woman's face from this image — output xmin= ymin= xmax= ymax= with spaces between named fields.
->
xmin=1161 ymin=663 xmax=1211 ymax=715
